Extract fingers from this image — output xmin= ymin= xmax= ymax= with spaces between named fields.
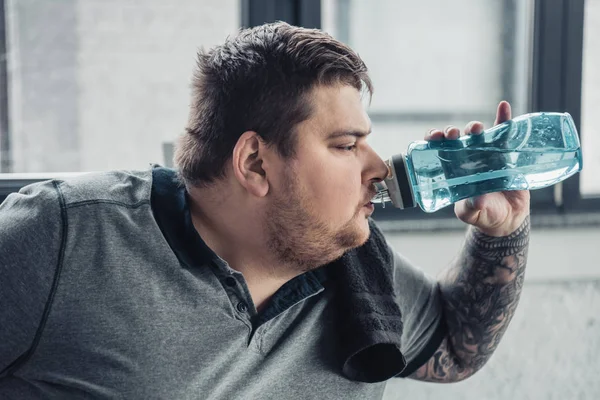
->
xmin=443 ymin=126 xmax=461 ymax=140
xmin=425 ymin=101 xmax=512 ymax=141
xmin=424 ymin=129 xmax=444 ymax=141
xmin=494 ymin=100 xmax=512 ymax=125
xmin=425 ymin=124 xmax=480 ymax=141
xmin=464 ymin=121 xmax=484 ymax=135
xmin=424 ymin=126 xmax=460 ymax=141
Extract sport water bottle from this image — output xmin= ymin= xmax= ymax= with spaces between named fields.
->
xmin=372 ymin=112 xmax=583 ymax=213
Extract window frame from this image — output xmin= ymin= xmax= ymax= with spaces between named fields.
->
xmin=241 ymin=0 xmax=321 ymax=29
xmin=0 ymin=0 xmax=10 ymax=174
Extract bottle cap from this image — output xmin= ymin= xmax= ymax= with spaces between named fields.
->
xmin=384 ymin=154 xmax=415 ymax=209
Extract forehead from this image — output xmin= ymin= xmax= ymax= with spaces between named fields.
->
xmin=301 ymin=84 xmax=371 ymax=138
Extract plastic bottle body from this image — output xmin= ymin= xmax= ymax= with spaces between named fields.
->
xmin=373 ymin=112 xmax=583 ymax=213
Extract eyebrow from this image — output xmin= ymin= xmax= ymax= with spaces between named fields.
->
xmin=326 ymin=128 xmax=372 ymax=140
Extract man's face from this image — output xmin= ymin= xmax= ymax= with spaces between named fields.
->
xmin=265 ymin=84 xmax=388 ymax=272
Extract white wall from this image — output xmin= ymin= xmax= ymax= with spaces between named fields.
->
xmin=382 ymin=225 xmax=600 ymax=400
xmin=385 ymin=225 xmax=600 ymax=282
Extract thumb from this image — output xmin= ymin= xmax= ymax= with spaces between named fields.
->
xmin=454 ymin=197 xmax=482 ymax=225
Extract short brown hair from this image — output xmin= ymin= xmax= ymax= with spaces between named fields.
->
xmin=174 ymin=21 xmax=372 ymax=187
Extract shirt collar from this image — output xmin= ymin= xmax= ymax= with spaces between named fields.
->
xmin=150 ymin=166 xmax=220 ymax=268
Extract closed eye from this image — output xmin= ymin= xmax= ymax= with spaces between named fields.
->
xmin=337 ymin=144 xmax=357 ymax=152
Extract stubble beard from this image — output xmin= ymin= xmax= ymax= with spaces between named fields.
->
xmin=265 ymin=172 xmax=369 ymax=275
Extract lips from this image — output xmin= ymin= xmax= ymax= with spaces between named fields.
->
xmin=364 ymin=191 xmax=377 ymax=206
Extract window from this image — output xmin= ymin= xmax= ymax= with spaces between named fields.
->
xmin=1 ymin=0 xmax=597 ymax=218
xmin=1 ymin=0 xmax=240 ymax=173
xmin=322 ymin=0 xmax=532 ymax=161
xmin=580 ymin=0 xmax=600 ymax=197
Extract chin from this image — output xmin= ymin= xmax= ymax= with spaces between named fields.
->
xmin=358 ymin=224 xmax=371 ymax=245
xmin=350 ymin=218 xmax=371 ymax=247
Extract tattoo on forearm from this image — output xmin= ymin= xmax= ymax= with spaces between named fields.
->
xmin=413 ymin=217 xmax=530 ymax=382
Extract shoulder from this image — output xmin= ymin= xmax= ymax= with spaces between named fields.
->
xmin=55 ymin=169 xmax=153 ymax=207
xmin=1 ymin=169 xmax=155 ymax=232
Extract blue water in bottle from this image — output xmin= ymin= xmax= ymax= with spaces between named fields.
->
xmin=373 ymin=112 xmax=583 ymax=213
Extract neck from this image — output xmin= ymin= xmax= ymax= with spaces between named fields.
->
xmin=187 ymin=183 xmax=300 ymax=311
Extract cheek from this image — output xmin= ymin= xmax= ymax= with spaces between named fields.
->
xmin=301 ymin=158 xmax=363 ymax=216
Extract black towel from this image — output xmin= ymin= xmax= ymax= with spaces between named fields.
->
xmin=329 ymin=219 xmax=406 ymax=383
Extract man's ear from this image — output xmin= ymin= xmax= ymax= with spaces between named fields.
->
xmin=231 ymin=131 xmax=270 ymax=198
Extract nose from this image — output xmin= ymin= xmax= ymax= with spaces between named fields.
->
xmin=363 ymin=145 xmax=389 ymax=184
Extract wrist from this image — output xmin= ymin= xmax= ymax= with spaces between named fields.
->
xmin=474 ymin=212 xmax=531 ymax=238
xmin=470 ymin=215 xmax=530 ymax=244
xmin=465 ymin=216 xmax=530 ymax=284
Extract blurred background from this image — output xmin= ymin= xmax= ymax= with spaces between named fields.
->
xmin=0 ymin=0 xmax=598 ymax=399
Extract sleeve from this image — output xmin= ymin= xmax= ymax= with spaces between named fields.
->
xmin=390 ymin=246 xmax=447 ymax=378
xmin=0 ymin=180 xmax=64 ymax=375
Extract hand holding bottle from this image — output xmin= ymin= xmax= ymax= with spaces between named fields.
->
xmin=425 ymin=101 xmax=531 ymax=237
xmin=373 ymin=102 xmax=581 ymax=231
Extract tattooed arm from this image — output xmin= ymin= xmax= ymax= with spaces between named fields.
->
xmin=404 ymin=101 xmax=531 ymax=382
xmin=410 ymin=217 xmax=530 ymax=382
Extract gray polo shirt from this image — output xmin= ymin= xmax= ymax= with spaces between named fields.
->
xmin=0 ymin=167 xmax=445 ymax=399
